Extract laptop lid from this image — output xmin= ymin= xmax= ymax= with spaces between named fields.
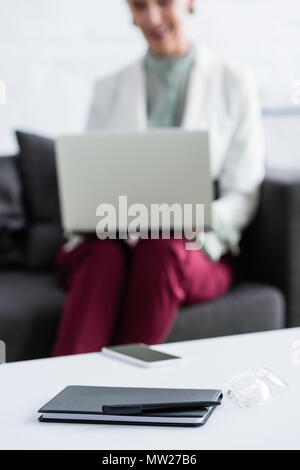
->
xmin=55 ymin=129 xmax=212 ymax=236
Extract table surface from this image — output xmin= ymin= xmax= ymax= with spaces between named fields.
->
xmin=1 ymin=328 xmax=300 ymax=450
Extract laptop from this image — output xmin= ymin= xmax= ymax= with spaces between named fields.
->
xmin=55 ymin=129 xmax=212 ymax=236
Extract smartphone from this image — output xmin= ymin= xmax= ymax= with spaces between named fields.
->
xmin=101 ymin=343 xmax=184 ymax=368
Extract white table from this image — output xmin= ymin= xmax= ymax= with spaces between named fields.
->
xmin=1 ymin=328 xmax=300 ymax=450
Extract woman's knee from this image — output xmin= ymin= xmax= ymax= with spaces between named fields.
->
xmin=62 ymin=238 xmax=126 ymax=288
xmin=135 ymin=237 xmax=185 ymax=258
xmin=82 ymin=239 xmax=127 ymax=282
xmin=131 ymin=237 xmax=187 ymax=281
xmin=85 ymin=238 xmax=124 ymax=261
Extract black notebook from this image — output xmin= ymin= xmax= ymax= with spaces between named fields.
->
xmin=38 ymin=386 xmax=222 ymax=427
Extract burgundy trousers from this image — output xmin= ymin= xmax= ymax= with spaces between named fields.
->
xmin=52 ymin=237 xmax=234 ymax=357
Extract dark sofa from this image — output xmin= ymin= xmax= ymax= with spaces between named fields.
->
xmin=0 ymin=131 xmax=299 ymax=362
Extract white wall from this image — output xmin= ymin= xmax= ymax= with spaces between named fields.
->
xmin=0 ymin=0 xmax=299 ymax=155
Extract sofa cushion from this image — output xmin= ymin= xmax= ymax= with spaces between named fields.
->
xmin=26 ymin=223 xmax=63 ymax=269
xmin=240 ymin=170 xmax=300 ymax=328
xmin=0 ymin=270 xmax=66 ymax=362
xmin=0 ymin=156 xmax=26 ymax=267
xmin=15 ymin=131 xmax=63 ymax=268
xmin=16 ymin=131 xmax=60 ymax=222
xmin=0 ymin=156 xmax=25 ymax=230
xmin=167 ymin=282 xmax=285 ymax=343
xmin=0 ymin=270 xmax=285 ymax=362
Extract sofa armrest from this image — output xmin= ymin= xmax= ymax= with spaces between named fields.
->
xmin=242 ymin=169 xmax=300 ymax=327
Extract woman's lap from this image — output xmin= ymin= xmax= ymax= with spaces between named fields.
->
xmin=57 ymin=236 xmax=233 ymax=305
xmin=52 ymin=236 xmax=234 ymax=354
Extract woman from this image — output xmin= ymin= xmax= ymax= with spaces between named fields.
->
xmin=52 ymin=0 xmax=265 ymax=356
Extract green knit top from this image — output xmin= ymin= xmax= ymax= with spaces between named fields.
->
xmin=144 ymin=45 xmax=196 ymax=128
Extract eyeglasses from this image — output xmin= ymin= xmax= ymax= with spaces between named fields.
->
xmin=226 ymin=366 xmax=289 ymax=408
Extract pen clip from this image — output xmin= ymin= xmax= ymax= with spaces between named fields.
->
xmin=102 ymin=404 xmax=143 ymax=415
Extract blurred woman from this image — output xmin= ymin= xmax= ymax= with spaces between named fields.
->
xmin=52 ymin=0 xmax=264 ymax=356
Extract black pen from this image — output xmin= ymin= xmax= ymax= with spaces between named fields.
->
xmin=102 ymin=401 xmax=222 ymax=416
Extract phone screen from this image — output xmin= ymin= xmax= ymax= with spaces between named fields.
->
xmin=106 ymin=343 xmax=180 ymax=363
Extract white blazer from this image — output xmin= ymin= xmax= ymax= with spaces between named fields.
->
xmin=86 ymin=44 xmax=265 ymax=259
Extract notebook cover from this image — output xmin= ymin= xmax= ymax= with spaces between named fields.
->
xmin=38 ymin=385 xmax=222 ymax=415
